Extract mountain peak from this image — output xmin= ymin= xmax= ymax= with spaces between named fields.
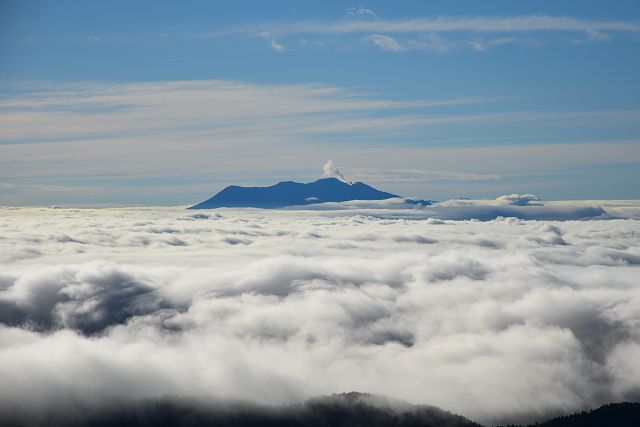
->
xmin=189 ymin=178 xmax=398 ymax=209
xmin=314 ymin=176 xmax=354 ymax=185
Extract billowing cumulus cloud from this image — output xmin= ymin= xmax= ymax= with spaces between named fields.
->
xmin=287 ymin=197 xmax=611 ymax=221
xmin=495 ymin=194 xmax=542 ymax=206
xmin=0 ymin=204 xmax=639 ymax=425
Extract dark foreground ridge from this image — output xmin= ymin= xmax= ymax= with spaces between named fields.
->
xmin=189 ymin=177 xmax=399 ymax=209
xmin=1 ymin=394 xmax=638 ymax=427
xmin=516 ymin=402 xmax=640 ymax=427
xmin=0 ymin=393 xmax=479 ymax=427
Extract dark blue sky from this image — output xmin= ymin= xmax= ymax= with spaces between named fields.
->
xmin=1 ymin=1 xmax=639 ymax=205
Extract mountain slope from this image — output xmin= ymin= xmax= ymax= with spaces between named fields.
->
xmin=190 ymin=177 xmax=399 ymax=209
xmin=523 ymin=402 xmax=640 ymax=427
xmin=0 ymin=394 xmax=637 ymax=427
xmin=0 ymin=393 xmax=482 ymax=427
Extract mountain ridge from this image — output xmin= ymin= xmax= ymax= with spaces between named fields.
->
xmin=0 ymin=394 xmax=636 ymax=427
xmin=190 ymin=177 xmax=400 ymax=209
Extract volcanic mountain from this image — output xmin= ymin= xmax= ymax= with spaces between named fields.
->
xmin=189 ymin=177 xmax=399 ymax=209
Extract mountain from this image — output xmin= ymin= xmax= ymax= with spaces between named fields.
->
xmin=0 ymin=394 xmax=637 ymax=427
xmin=0 ymin=393 xmax=482 ymax=427
xmin=189 ymin=177 xmax=400 ymax=209
xmin=519 ymin=402 xmax=640 ymax=427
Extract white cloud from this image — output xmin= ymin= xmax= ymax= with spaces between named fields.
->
xmin=270 ymin=39 xmax=285 ymax=52
xmin=297 ymin=39 xmax=326 ymax=47
xmin=366 ymin=33 xmax=460 ymax=54
xmin=469 ymin=40 xmax=486 ymax=51
xmin=585 ymin=28 xmax=610 ymax=41
xmin=495 ymin=194 xmax=542 ymax=206
xmin=365 ymin=34 xmax=406 ymax=52
xmin=340 ymin=166 xmax=501 ymax=183
xmin=232 ymin=15 xmax=640 ymax=38
xmin=346 ymin=7 xmax=378 ymax=18
xmin=407 ymin=33 xmax=450 ymax=53
xmin=0 ymin=205 xmax=638 ymax=425
xmin=469 ymin=37 xmax=536 ymax=51
xmin=212 ymin=15 xmax=640 ymax=54
xmin=289 ymin=198 xmax=608 ymax=221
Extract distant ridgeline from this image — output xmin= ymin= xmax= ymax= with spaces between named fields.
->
xmin=0 ymin=394 xmax=637 ymax=427
xmin=190 ymin=177 xmax=426 ymax=209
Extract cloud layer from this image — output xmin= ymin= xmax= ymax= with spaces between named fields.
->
xmin=0 ymin=205 xmax=639 ymax=425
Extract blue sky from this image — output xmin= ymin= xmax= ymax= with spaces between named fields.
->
xmin=1 ymin=0 xmax=639 ymax=205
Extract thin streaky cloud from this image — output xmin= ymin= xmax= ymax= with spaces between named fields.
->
xmin=0 ymin=81 xmax=500 ymax=113
xmin=341 ymin=166 xmax=502 ymax=182
xmin=1 ymin=81 xmax=638 ymax=203
xmin=0 ymin=80 xmax=511 ymax=143
xmin=214 ymin=15 xmax=640 ymax=38
xmin=346 ymin=7 xmax=378 ymax=18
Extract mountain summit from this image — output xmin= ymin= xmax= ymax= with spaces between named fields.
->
xmin=189 ymin=177 xmax=399 ymax=209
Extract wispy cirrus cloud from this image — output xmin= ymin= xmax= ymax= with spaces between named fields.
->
xmin=227 ymin=15 xmax=640 ymax=38
xmin=209 ymin=14 xmax=640 ymax=54
xmin=364 ymin=33 xmax=451 ymax=53
xmin=0 ymin=80 xmax=504 ymax=143
xmin=340 ymin=166 xmax=501 ymax=183
xmin=64 ymin=13 xmax=639 ymax=54
xmin=1 ymin=79 xmax=639 ymax=205
xmin=346 ymin=7 xmax=378 ymax=19
xmin=468 ymin=37 xmax=539 ymax=51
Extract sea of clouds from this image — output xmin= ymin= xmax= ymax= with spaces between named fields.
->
xmin=0 ymin=199 xmax=639 ymax=425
